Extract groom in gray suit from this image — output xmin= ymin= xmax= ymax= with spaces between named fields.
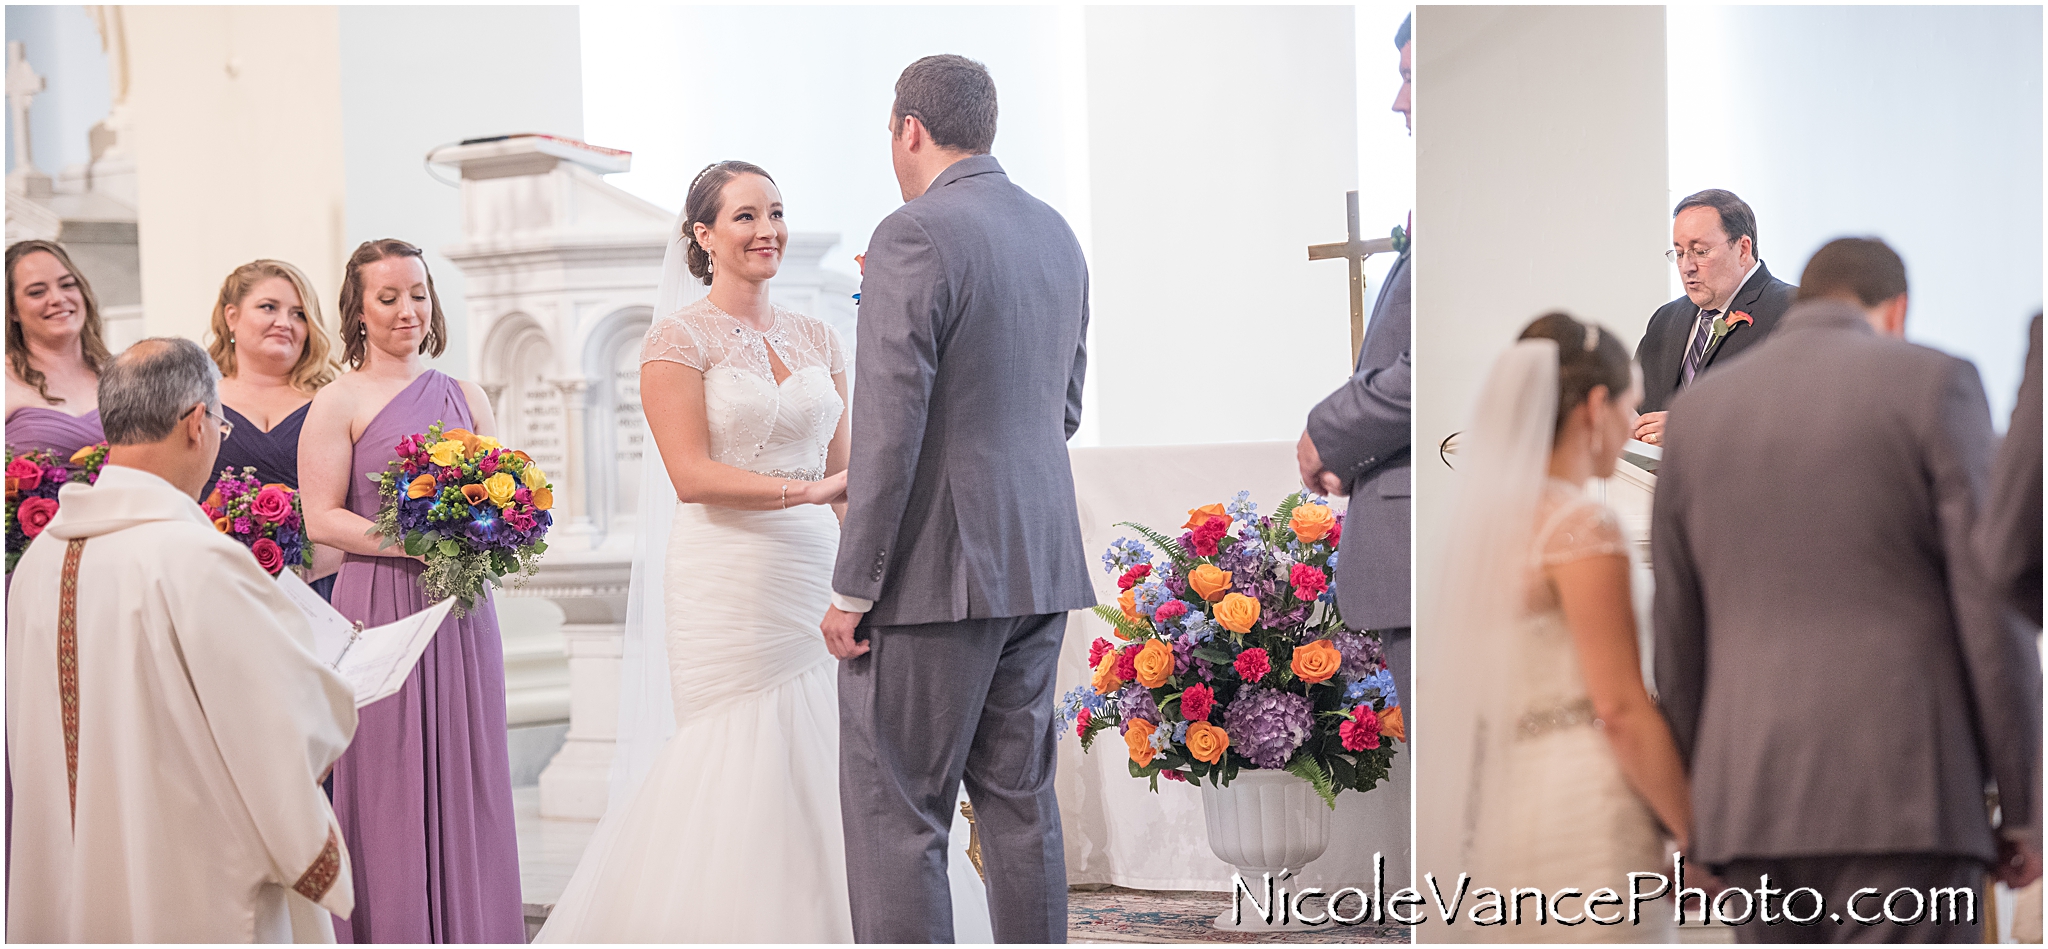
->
xmin=1654 ymin=237 xmax=2041 ymax=942
xmin=821 ymin=54 xmax=1094 ymax=944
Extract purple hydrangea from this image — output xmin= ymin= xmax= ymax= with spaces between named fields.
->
xmin=1224 ymin=687 xmax=1315 ymax=769
xmin=1332 ymin=630 xmax=1384 ymax=680
xmin=1117 ymin=683 xmax=1161 ymax=729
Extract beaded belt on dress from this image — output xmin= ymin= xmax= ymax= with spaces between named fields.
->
xmin=760 ymin=467 xmax=824 ymax=482
xmin=1516 ymin=697 xmax=1596 ymax=741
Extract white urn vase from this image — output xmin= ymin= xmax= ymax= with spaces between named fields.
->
xmin=1199 ymin=768 xmax=1333 ymax=930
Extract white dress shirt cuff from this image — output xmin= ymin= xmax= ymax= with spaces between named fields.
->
xmin=830 ymin=592 xmax=873 ymax=614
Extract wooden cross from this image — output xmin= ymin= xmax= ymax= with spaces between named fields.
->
xmin=7 ymin=42 xmax=44 ymax=175
xmin=1307 ymin=190 xmax=1397 ymax=362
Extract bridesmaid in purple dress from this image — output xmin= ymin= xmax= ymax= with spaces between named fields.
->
xmin=5 ymin=240 xmax=109 ymax=456
xmin=301 ymin=239 xmax=524 ymax=944
xmin=203 ymin=259 xmax=346 ymax=600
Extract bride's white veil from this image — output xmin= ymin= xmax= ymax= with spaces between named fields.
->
xmin=1420 ymin=337 xmax=1560 ymax=880
xmin=609 ymin=210 xmax=694 ymax=808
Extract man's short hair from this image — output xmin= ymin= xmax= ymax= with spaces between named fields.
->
xmin=1674 ymin=189 xmax=1759 ymax=255
xmin=893 ymin=54 xmax=998 ymax=155
xmin=98 ymin=337 xmax=220 ymax=446
xmin=1396 ymin=13 xmax=1412 ymax=49
xmin=1796 ymin=237 xmax=1908 ymax=307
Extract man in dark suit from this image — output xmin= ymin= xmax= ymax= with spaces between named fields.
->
xmin=1980 ymin=312 xmax=2042 ymax=626
xmin=823 ymin=54 xmax=1094 ymax=944
xmin=1633 ymin=189 xmax=1797 ymax=445
xmin=1654 ymin=238 xmax=2041 ymax=942
xmin=1299 ymin=12 xmax=1412 ymax=699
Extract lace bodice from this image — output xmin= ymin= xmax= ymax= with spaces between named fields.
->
xmin=1505 ymin=479 xmax=1631 ymax=727
xmin=641 ymin=299 xmax=846 ymax=478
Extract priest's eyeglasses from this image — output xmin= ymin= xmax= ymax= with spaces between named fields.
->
xmin=183 ymin=403 xmax=235 ymax=438
xmin=1665 ymin=239 xmax=1736 ymax=266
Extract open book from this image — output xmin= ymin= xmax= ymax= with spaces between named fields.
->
xmin=276 ymin=570 xmax=455 ymax=708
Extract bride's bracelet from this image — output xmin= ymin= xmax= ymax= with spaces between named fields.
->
xmin=780 ymin=482 xmax=788 ymax=509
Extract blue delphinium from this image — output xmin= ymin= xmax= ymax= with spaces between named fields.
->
xmin=1102 ymin=537 xmax=1156 ymax=574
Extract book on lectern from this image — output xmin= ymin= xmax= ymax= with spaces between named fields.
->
xmin=276 ymin=569 xmax=455 ymax=708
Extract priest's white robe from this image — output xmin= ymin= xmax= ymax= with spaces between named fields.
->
xmin=7 ymin=464 xmax=358 ymax=943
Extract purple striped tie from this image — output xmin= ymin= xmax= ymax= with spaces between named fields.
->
xmin=1680 ymin=308 xmax=1719 ymax=386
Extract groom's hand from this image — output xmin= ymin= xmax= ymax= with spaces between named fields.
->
xmin=1297 ymin=431 xmax=1346 ymax=497
xmin=822 ymin=606 xmax=870 ymax=660
xmin=1997 ymin=834 xmax=2042 ymax=888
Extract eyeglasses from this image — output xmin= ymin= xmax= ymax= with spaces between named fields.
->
xmin=1665 ymin=239 xmax=1736 ymax=266
xmin=183 ymin=403 xmax=234 ymax=438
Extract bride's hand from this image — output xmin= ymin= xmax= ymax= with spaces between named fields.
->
xmin=801 ymin=471 xmax=848 ymax=506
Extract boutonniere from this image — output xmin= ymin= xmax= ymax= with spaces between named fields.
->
xmin=1390 ymin=225 xmax=1409 ymax=255
xmin=1709 ymin=310 xmax=1753 ymax=344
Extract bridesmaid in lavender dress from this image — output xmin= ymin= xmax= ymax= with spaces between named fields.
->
xmin=202 ymin=259 xmax=346 ymax=600
xmin=5 ymin=240 xmax=109 ymax=457
xmin=301 ymin=239 xmax=524 ymax=944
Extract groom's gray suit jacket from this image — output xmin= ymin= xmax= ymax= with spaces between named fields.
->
xmin=833 ymin=155 xmax=1096 ymax=627
xmin=1653 ymin=299 xmax=2042 ymax=867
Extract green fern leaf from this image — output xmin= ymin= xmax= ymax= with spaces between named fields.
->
xmin=1286 ymin=755 xmax=1340 ymax=809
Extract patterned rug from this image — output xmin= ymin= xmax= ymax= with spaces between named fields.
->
xmin=1069 ymin=886 xmax=1410 ymax=944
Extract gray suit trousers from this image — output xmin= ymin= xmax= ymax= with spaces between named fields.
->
xmin=839 ymin=613 xmax=1069 ymax=943
xmin=1718 ymin=855 xmax=1985 ymax=944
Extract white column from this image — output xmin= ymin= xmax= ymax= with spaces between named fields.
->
xmin=538 ymin=622 xmax=625 ymax=820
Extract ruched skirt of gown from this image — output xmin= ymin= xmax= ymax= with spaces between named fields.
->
xmin=537 ymin=501 xmax=853 ymax=942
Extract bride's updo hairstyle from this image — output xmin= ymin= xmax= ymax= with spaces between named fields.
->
xmin=683 ymin=160 xmax=777 ymax=286
xmin=1518 ymin=312 xmax=1631 ymax=438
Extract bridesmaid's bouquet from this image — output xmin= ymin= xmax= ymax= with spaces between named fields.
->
xmin=1057 ymin=491 xmax=1404 ymax=807
xmin=5 ymin=443 xmax=109 ymax=573
xmin=203 ymin=467 xmax=313 ymax=576
xmin=367 ymin=421 xmax=553 ymax=616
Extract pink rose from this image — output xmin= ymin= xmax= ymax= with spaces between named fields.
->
xmin=1340 ymin=705 xmax=1381 ymax=752
xmin=1233 ymin=648 xmax=1271 ymax=684
xmin=7 ymin=457 xmax=43 ymax=492
xmin=1153 ymin=599 xmax=1189 ymax=623
xmin=1180 ymin=682 xmax=1215 ymax=722
xmin=17 ymin=496 xmax=58 ymax=537
xmin=250 ymin=537 xmax=284 ymax=575
xmin=249 ymin=485 xmax=292 ymax=523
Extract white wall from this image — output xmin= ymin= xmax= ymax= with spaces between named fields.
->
xmin=1411 ymin=3 xmax=1670 ymax=894
xmin=338 ymin=5 xmax=585 ymax=380
xmin=3 ymin=5 xmax=109 ymax=179
xmin=1667 ymin=5 xmax=2044 ymax=427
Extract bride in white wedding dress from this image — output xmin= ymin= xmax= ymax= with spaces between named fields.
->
xmin=1430 ymin=314 xmax=1696 ymax=943
xmin=537 ymin=163 xmax=991 ymax=942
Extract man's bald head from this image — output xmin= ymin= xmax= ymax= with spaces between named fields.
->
xmin=99 ymin=337 xmax=221 ymax=446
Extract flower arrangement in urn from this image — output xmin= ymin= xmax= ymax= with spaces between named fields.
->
xmin=5 ymin=443 xmax=109 ymax=573
xmin=368 ymin=421 xmax=553 ymax=616
xmin=1058 ymin=491 xmax=1403 ymax=807
xmin=202 ymin=468 xmax=313 ymax=576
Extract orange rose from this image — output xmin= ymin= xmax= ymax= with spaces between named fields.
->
xmin=1378 ymin=706 xmax=1406 ymax=743
xmin=1185 ymin=720 xmax=1230 ymax=764
xmin=461 ymin=483 xmax=489 ymax=505
xmin=407 ymin=474 xmax=438 ymax=500
xmin=1119 ymin=588 xmax=1141 ymax=625
xmin=1214 ymin=593 xmax=1261 ymax=634
xmin=213 ymin=516 xmax=232 ymax=533
xmin=1182 ymin=503 xmax=1228 ymax=531
xmin=1124 ymin=719 xmax=1158 ymax=767
xmin=1188 ymin=564 xmax=1234 ymax=602
xmin=1133 ymin=639 xmax=1174 ymax=688
xmin=1290 ymin=639 xmax=1343 ymax=684
xmin=1290 ymin=503 xmax=1337 ymax=543
xmin=532 ymin=487 xmax=554 ymax=511
xmin=1091 ymin=654 xmax=1124 ymax=695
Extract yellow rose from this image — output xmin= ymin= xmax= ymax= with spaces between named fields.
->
xmin=532 ymin=487 xmax=554 ymax=512
xmin=442 ymin=428 xmax=479 ymax=452
xmin=428 ymin=440 xmax=465 ymax=467
xmin=521 ymin=465 xmax=548 ymax=491
xmin=1091 ymin=653 xmax=1124 ymax=695
xmin=483 ymin=472 xmax=518 ymax=508
xmin=1185 ymin=721 xmax=1230 ymax=765
xmin=1187 ymin=564 xmax=1234 ymax=602
xmin=1133 ymin=639 xmax=1174 ymax=689
xmin=1124 ymin=719 xmax=1158 ymax=767
xmin=407 ymin=474 xmax=438 ymax=500
xmin=1182 ymin=503 xmax=1228 ymax=531
xmin=1290 ymin=639 xmax=1343 ymax=684
xmin=474 ymin=435 xmax=501 ymax=451
xmin=1378 ymin=705 xmax=1406 ymax=743
xmin=1290 ymin=502 xmax=1337 ymax=544
xmin=1214 ymin=593 xmax=1261 ymax=634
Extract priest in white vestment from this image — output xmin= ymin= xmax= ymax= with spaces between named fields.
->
xmin=6 ymin=338 xmax=356 ymax=943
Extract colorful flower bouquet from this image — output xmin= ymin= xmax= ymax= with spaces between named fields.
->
xmin=5 ymin=443 xmax=109 ymax=573
xmin=1058 ymin=491 xmax=1404 ymax=808
xmin=203 ymin=468 xmax=312 ymax=576
xmin=368 ymin=421 xmax=553 ymax=616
